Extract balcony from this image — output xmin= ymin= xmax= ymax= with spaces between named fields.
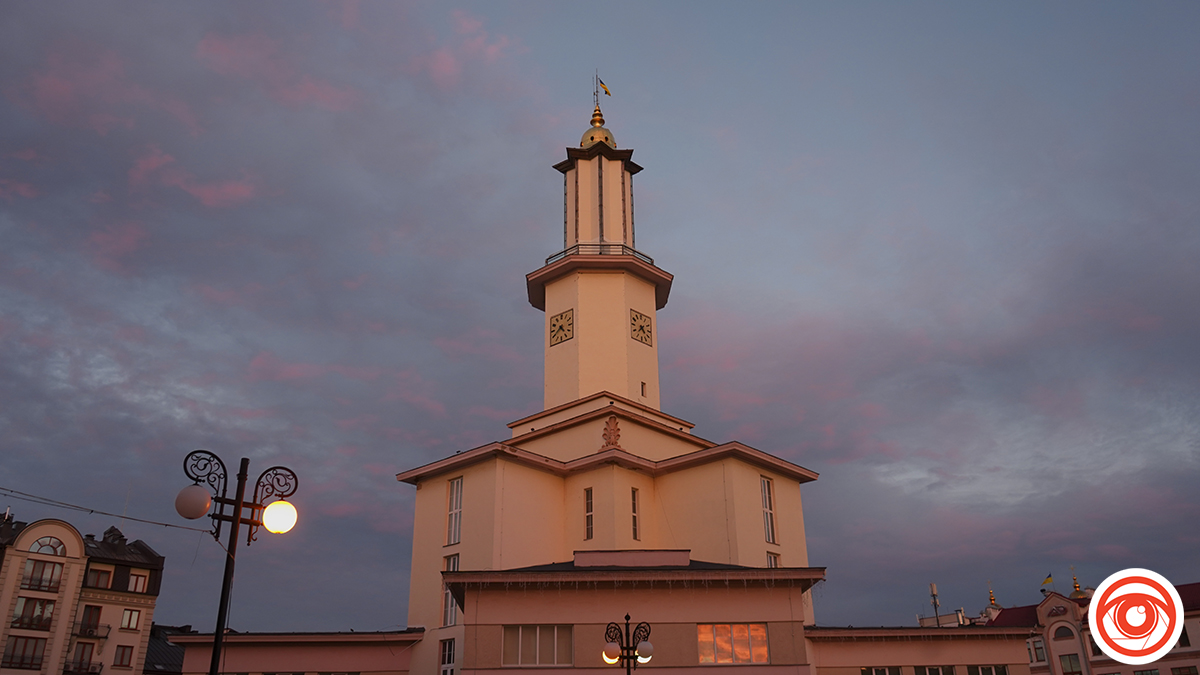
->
xmin=1 ymin=654 xmax=44 ymax=669
xmin=19 ymin=577 xmax=60 ymax=593
xmin=63 ymin=662 xmax=103 ymax=674
xmin=545 ymin=243 xmax=654 ymax=265
xmin=73 ymin=623 xmax=111 ymax=639
xmin=10 ymin=616 xmax=53 ymax=631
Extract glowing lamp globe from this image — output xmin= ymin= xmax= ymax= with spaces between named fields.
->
xmin=262 ymin=499 xmax=298 ymax=534
xmin=602 ymin=642 xmax=621 ymax=664
xmin=636 ymin=641 xmax=654 ymax=663
xmin=175 ymin=484 xmax=212 ymax=520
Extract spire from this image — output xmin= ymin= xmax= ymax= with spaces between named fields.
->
xmin=591 ymin=105 xmax=605 ymax=127
xmin=581 ymin=105 xmax=615 ymax=148
xmin=988 ymin=587 xmax=998 ymax=607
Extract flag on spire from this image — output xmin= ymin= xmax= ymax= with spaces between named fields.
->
xmin=598 ymin=78 xmax=611 ymax=96
xmin=1041 ymin=573 xmax=1053 ymax=586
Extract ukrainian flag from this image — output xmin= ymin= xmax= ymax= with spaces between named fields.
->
xmin=599 ymin=78 xmax=611 ymax=96
xmin=1041 ymin=573 xmax=1053 ymax=586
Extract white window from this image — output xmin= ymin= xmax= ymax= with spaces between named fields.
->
xmin=584 ymin=488 xmax=593 ymax=540
xmin=502 ymin=625 xmax=572 ymax=666
xmin=442 ymin=555 xmax=459 ymax=627
xmin=862 ymin=669 xmax=900 ymax=675
xmin=446 ymin=477 xmax=463 ymax=545
xmin=918 ymin=668 xmax=955 ymax=675
xmin=698 ymin=624 xmax=769 ymax=664
xmin=440 ymin=639 xmax=455 ymax=675
xmin=121 ymin=608 xmax=140 ymax=630
xmin=631 ymin=488 xmax=640 ymax=540
xmin=128 ymin=574 xmax=147 ymax=593
xmin=766 ymin=552 xmax=780 ymax=568
xmin=761 ymin=477 xmax=776 ymax=544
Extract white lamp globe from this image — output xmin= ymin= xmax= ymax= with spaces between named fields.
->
xmin=175 ymin=484 xmax=212 ymax=520
xmin=602 ymin=642 xmax=621 ymax=664
xmin=636 ymin=641 xmax=654 ymax=663
xmin=262 ymin=499 xmax=298 ymax=534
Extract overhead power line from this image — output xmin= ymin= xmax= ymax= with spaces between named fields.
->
xmin=0 ymin=485 xmax=211 ymax=533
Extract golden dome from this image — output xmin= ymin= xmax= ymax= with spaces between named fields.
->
xmin=581 ymin=105 xmax=615 ymax=148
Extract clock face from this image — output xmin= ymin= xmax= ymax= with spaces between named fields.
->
xmin=549 ymin=308 xmax=574 ymax=346
xmin=630 ymin=309 xmax=652 ymax=346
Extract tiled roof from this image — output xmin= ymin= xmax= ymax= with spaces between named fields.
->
xmin=986 ymin=604 xmax=1040 ymax=627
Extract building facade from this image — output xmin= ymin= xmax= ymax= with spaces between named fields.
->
xmin=0 ymin=513 xmax=164 ymax=674
xmin=988 ymin=584 xmax=1200 ymax=675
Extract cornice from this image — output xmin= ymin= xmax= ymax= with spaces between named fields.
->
xmin=526 ymin=254 xmax=673 ymax=311
xmin=507 ymin=391 xmax=694 ymax=432
xmin=552 ymin=144 xmax=642 ymax=175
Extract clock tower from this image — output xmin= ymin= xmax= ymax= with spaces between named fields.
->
xmin=526 ymin=105 xmax=673 ymax=410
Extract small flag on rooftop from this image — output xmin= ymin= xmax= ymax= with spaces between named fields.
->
xmin=599 ymin=78 xmax=611 ymax=96
xmin=1041 ymin=573 xmax=1054 ymax=586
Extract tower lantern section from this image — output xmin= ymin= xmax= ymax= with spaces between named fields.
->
xmin=527 ymin=106 xmax=673 ymax=411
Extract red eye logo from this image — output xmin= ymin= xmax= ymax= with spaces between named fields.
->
xmin=1089 ymin=568 xmax=1183 ymax=665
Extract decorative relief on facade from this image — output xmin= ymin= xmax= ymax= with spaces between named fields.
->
xmin=600 ymin=415 xmax=622 ymax=450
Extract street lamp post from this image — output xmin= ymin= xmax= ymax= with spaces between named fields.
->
xmin=602 ymin=614 xmax=653 ymax=675
xmin=175 ymin=450 xmax=298 ymax=675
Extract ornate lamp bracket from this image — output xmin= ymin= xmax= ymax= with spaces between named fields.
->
xmin=183 ymin=450 xmax=229 ymax=542
xmin=246 ymin=466 xmax=299 ymax=544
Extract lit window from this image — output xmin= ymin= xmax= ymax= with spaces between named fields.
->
xmin=128 ymin=574 xmax=147 ymax=593
xmin=113 ymin=645 xmax=133 ymax=667
xmin=502 ymin=625 xmax=572 ymax=666
xmin=21 ymin=560 xmax=63 ymax=592
xmin=446 ymin=478 xmax=463 ymax=545
xmin=697 ymin=624 xmax=769 ymax=664
xmin=2 ymin=636 xmax=47 ymax=669
xmin=631 ymin=488 xmax=640 ymax=540
xmin=85 ymin=568 xmax=111 ymax=589
xmin=121 ymin=609 xmax=140 ymax=630
xmin=584 ymin=488 xmax=593 ymax=540
xmin=760 ymin=477 xmax=776 ymax=544
xmin=440 ymin=638 xmax=455 ymax=675
xmin=766 ymin=552 xmax=780 ymax=568
xmin=29 ymin=536 xmax=65 ymax=556
xmin=11 ymin=598 xmax=55 ymax=630
xmin=442 ymin=555 xmax=459 ymax=627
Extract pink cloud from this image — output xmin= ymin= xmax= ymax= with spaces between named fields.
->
xmin=160 ymin=168 xmax=257 ymax=207
xmin=434 ymin=327 xmax=522 ymax=363
xmin=88 ymin=221 xmax=149 ymax=274
xmin=129 ymin=145 xmax=175 ymax=186
xmin=130 ymin=144 xmax=256 ymax=207
xmin=410 ymin=10 xmax=518 ymax=92
xmin=16 ymin=46 xmax=200 ymax=135
xmin=196 ymin=33 xmax=360 ymax=111
xmin=0 ymin=179 xmax=38 ymax=200
xmin=248 ymin=351 xmax=326 ymax=381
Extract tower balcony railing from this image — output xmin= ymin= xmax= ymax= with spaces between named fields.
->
xmin=73 ymin=622 xmax=112 ymax=639
xmin=546 ymin=243 xmax=654 ymax=266
xmin=63 ymin=661 xmax=104 ymax=674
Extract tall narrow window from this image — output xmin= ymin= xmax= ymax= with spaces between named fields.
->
xmin=1059 ymin=655 xmax=1082 ymax=675
xmin=128 ymin=573 xmax=147 ymax=593
xmin=631 ymin=488 xmax=640 ymax=541
xmin=440 ymin=638 xmax=455 ymax=675
xmin=760 ymin=477 xmax=777 ymax=544
xmin=446 ymin=477 xmax=463 ymax=545
xmin=584 ymin=488 xmax=593 ymax=540
xmin=442 ymin=554 xmax=459 ymax=627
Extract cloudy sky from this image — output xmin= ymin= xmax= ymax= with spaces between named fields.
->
xmin=2 ymin=1 xmax=1198 ymax=632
